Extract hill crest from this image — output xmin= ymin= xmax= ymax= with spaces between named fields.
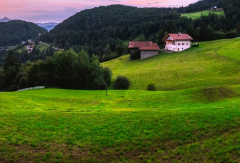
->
xmin=0 ymin=17 xmax=11 ymax=22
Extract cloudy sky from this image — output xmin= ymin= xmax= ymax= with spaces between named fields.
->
xmin=0 ymin=0 xmax=198 ymax=23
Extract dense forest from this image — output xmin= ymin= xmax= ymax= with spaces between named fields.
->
xmin=41 ymin=0 xmax=240 ymax=60
xmin=0 ymin=20 xmax=47 ymax=46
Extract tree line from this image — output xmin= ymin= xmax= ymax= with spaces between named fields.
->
xmin=0 ymin=49 xmax=112 ymax=91
xmin=0 ymin=43 xmax=54 ymax=67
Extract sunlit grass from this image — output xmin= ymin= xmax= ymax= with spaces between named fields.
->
xmin=181 ymin=10 xmax=225 ymax=19
xmin=102 ymin=39 xmax=240 ymax=90
xmin=36 ymin=43 xmax=49 ymax=52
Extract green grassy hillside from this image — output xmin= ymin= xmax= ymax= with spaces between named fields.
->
xmin=181 ymin=10 xmax=225 ymax=19
xmin=1 ymin=39 xmax=240 ymax=162
xmin=1 ymin=87 xmax=240 ymax=162
xmin=102 ymin=39 xmax=240 ymax=90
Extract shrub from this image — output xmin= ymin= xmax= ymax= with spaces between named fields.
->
xmin=113 ymin=76 xmax=131 ymax=90
xmin=8 ymin=85 xmax=18 ymax=92
xmin=147 ymin=83 xmax=156 ymax=91
xmin=191 ymin=44 xmax=199 ymax=47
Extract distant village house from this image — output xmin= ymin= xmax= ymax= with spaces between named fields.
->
xmin=28 ymin=39 xmax=34 ymax=43
xmin=210 ymin=6 xmax=218 ymax=10
xmin=0 ymin=47 xmax=9 ymax=51
xmin=128 ymin=41 xmax=160 ymax=60
xmin=164 ymin=33 xmax=193 ymax=52
xmin=26 ymin=45 xmax=33 ymax=53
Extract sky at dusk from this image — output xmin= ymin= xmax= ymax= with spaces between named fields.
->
xmin=0 ymin=0 xmax=198 ymax=23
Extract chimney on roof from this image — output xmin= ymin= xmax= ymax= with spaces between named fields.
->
xmin=178 ymin=32 xmax=181 ymax=36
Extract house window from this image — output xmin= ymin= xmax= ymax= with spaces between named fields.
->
xmin=178 ymin=43 xmax=180 ymax=45
xmin=182 ymin=43 xmax=185 ymax=45
xmin=186 ymin=43 xmax=188 ymax=45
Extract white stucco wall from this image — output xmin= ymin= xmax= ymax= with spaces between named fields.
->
xmin=165 ymin=40 xmax=191 ymax=52
xmin=140 ymin=51 xmax=159 ymax=59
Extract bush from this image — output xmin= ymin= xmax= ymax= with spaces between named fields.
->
xmin=191 ymin=44 xmax=199 ymax=47
xmin=8 ymin=85 xmax=18 ymax=92
xmin=147 ymin=83 xmax=156 ymax=91
xmin=113 ymin=76 xmax=131 ymax=90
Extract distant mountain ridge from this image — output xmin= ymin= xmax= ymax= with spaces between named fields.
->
xmin=36 ymin=22 xmax=58 ymax=31
xmin=0 ymin=20 xmax=47 ymax=46
xmin=0 ymin=17 xmax=57 ymax=31
xmin=0 ymin=17 xmax=11 ymax=22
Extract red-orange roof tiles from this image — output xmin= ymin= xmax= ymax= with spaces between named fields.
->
xmin=128 ymin=41 xmax=160 ymax=51
xmin=164 ymin=33 xmax=193 ymax=41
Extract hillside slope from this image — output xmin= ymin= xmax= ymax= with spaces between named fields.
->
xmin=181 ymin=10 xmax=225 ymax=19
xmin=1 ymin=87 xmax=240 ymax=162
xmin=102 ymin=39 xmax=240 ymax=90
xmin=0 ymin=20 xmax=47 ymax=46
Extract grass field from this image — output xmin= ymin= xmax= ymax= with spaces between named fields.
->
xmin=36 ymin=43 xmax=49 ymax=52
xmin=1 ymin=38 xmax=240 ymax=162
xmin=181 ymin=10 xmax=225 ymax=19
xmin=15 ymin=43 xmax=49 ymax=53
xmin=7 ymin=46 xmax=16 ymax=50
xmin=1 ymin=87 xmax=240 ymax=162
xmin=102 ymin=39 xmax=240 ymax=90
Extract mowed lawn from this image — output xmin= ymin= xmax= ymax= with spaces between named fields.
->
xmin=1 ymin=87 xmax=240 ymax=162
xmin=181 ymin=10 xmax=225 ymax=19
xmin=102 ymin=39 xmax=240 ymax=90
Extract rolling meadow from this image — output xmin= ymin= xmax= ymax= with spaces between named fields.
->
xmin=1 ymin=39 xmax=240 ymax=162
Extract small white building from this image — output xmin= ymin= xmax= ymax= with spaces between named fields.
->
xmin=164 ymin=33 xmax=193 ymax=52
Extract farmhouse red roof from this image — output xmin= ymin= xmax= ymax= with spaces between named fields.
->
xmin=128 ymin=41 xmax=160 ymax=51
xmin=164 ymin=33 xmax=193 ymax=41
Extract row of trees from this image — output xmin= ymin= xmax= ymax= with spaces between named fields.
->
xmin=0 ymin=49 xmax=113 ymax=91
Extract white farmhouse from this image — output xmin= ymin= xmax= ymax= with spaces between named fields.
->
xmin=164 ymin=33 xmax=193 ymax=52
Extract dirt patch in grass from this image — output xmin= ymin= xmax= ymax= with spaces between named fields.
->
xmin=202 ymin=86 xmax=237 ymax=102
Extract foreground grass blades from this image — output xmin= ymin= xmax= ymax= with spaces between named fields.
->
xmin=1 ymin=87 xmax=240 ymax=162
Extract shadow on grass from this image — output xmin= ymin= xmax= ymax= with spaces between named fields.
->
xmin=202 ymin=86 xmax=237 ymax=102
